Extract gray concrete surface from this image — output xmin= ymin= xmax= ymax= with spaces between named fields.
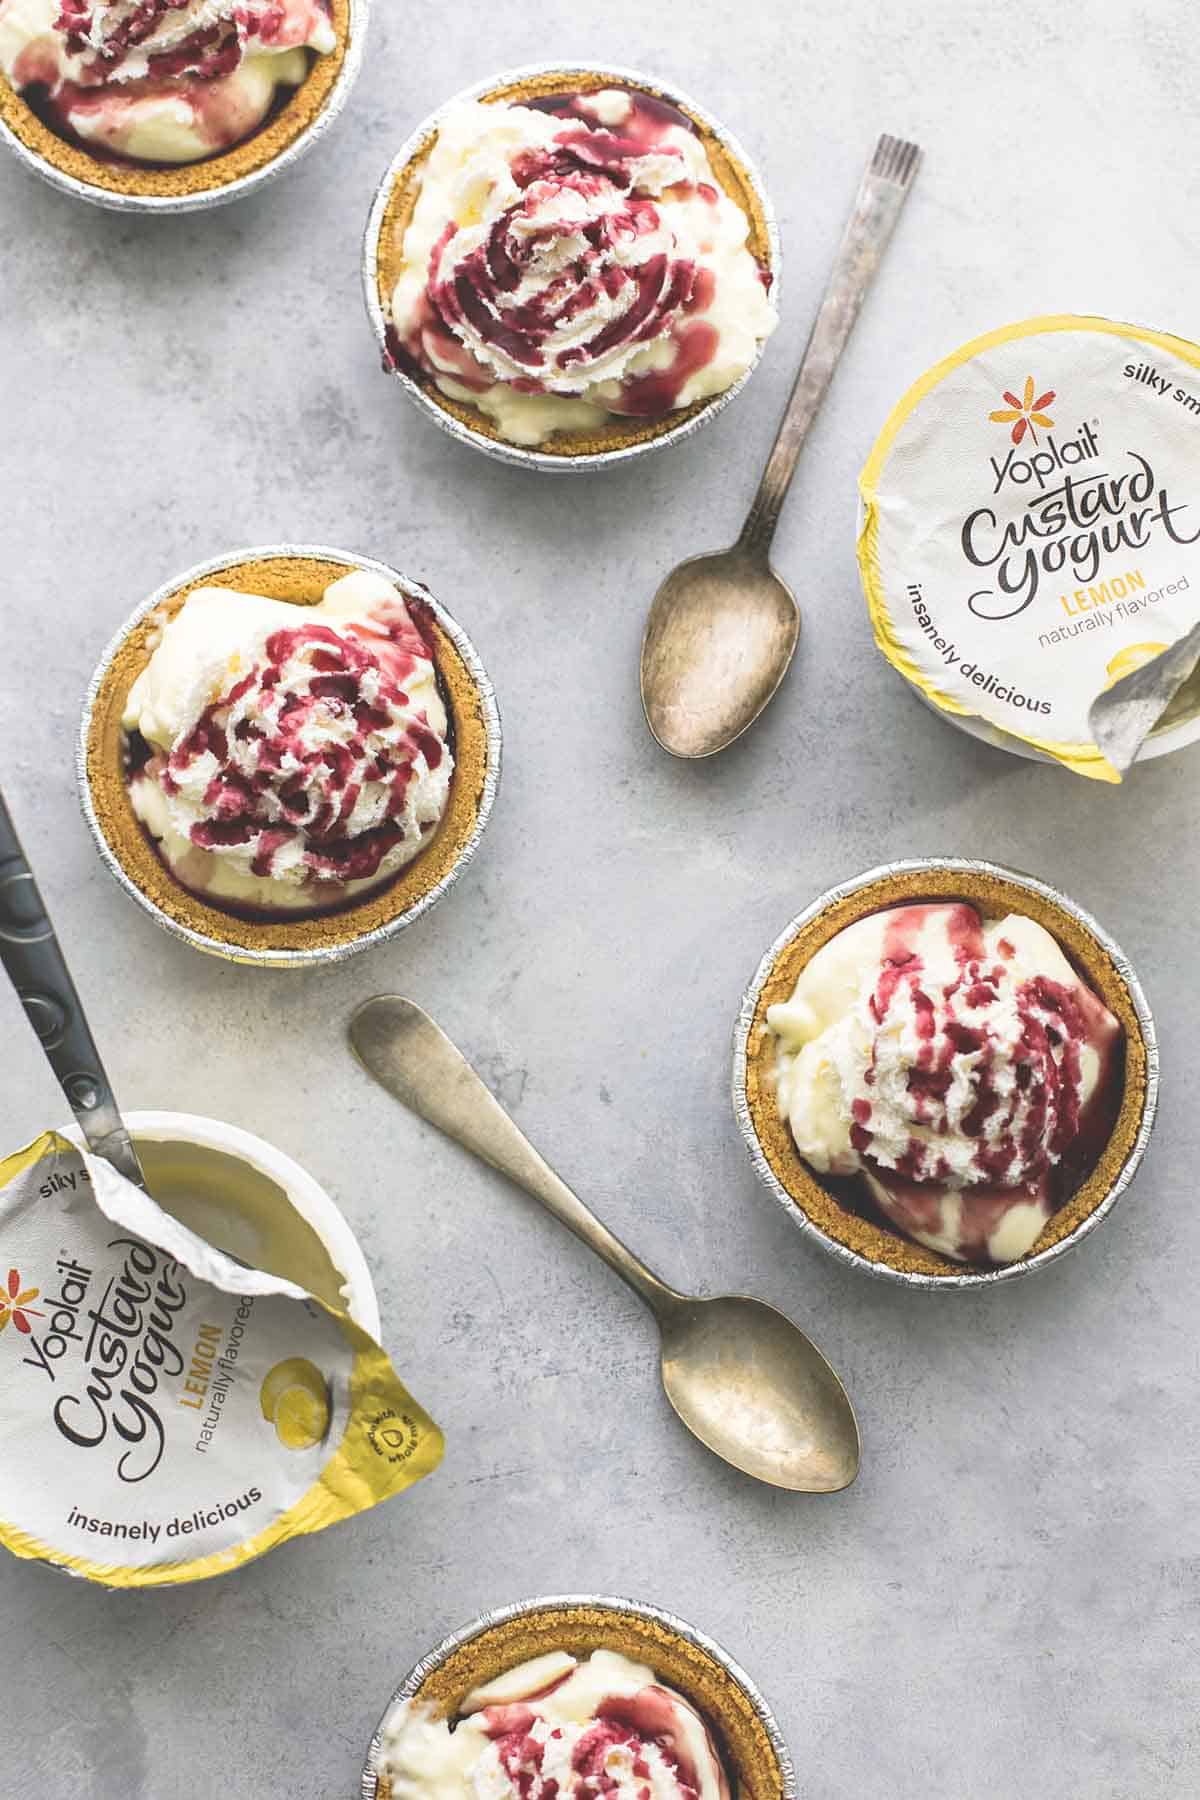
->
xmin=1 ymin=2 xmax=1197 ymax=1795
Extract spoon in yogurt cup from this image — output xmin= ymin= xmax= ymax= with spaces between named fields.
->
xmin=640 ymin=132 xmax=921 ymax=758
xmin=0 ymin=788 xmax=147 ymax=1189
xmin=350 ymin=996 xmax=861 ymax=1493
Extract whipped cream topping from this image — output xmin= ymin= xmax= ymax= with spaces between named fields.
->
xmin=767 ymin=902 xmax=1122 ymax=1263
xmin=388 ymin=89 xmax=777 ymax=446
xmin=123 ymin=569 xmax=453 ymax=917
xmin=0 ymin=0 xmax=334 ymax=163
xmin=380 ymin=1650 xmax=730 ymax=1800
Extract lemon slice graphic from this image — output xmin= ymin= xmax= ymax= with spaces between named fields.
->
xmin=260 ymin=1358 xmax=331 ymax=1451
xmin=1104 ymin=642 xmax=1169 ymax=688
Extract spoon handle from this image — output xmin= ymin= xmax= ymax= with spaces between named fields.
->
xmin=0 ymin=788 xmax=147 ymax=1189
xmin=740 ymin=133 xmax=922 ymax=558
xmin=350 ymin=997 xmax=682 ymax=1315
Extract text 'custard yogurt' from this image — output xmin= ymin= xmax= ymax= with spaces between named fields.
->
xmin=0 ymin=1133 xmax=442 ymax=1586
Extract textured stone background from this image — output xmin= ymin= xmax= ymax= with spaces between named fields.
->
xmin=1 ymin=2 xmax=1197 ymax=1795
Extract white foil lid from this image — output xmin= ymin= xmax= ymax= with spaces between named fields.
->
xmin=858 ymin=314 xmax=1200 ymax=781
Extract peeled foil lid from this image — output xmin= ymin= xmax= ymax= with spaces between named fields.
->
xmin=858 ymin=314 xmax=1200 ymax=781
xmin=0 ymin=1134 xmax=442 ymax=1588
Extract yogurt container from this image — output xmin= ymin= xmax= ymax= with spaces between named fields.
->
xmin=61 ymin=1111 xmax=380 ymax=1338
xmin=0 ymin=1117 xmax=441 ymax=1586
xmin=859 ymin=314 xmax=1200 ymax=780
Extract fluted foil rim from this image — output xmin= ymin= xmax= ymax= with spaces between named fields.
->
xmin=731 ymin=857 xmax=1159 ymax=1290
xmin=360 ymin=1594 xmax=796 ymax=1800
xmin=77 ymin=542 xmax=502 ymax=968
xmin=361 ymin=61 xmax=782 ymax=473
xmin=0 ymin=0 xmax=370 ymax=213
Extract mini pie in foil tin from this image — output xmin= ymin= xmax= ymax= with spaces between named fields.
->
xmin=362 ymin=62 xmax=781 ymax=473
xmin=78 ymin=543 xmax=501 ymax=968
xmin=0 ymin=0 xmax=368 ymax=213
xmin=733 ymin=858 xmax=1158 ymax=1289
xmin=362 ymin=1595 xmax=795 ymax=1800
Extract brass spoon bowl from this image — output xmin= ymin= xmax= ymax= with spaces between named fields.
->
xmin=641 ymin=547 xmax=800 ymax=759
xmin=351 ymin=997 xmax=860 ymax=1493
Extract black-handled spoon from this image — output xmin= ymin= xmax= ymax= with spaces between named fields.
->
xmin=0 ymin=787 xmax=147 ymax=1189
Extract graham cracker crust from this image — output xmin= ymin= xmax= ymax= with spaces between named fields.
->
xmin=84 ymin=553 xmax=491 ymax=956
xmin=375 ymin=68 xmax=775 ymax=459
xmin=0 ymin=0 xmax=351 ymax=200
xmin=742 ymin=867 xmax=1151 ymax=1280
xmin=374 ymin=1604 xmax=785 ymax=1800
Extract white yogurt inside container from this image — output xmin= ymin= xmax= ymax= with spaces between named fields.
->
xmin=60 ymin=1111 xmax=379 ymax=1338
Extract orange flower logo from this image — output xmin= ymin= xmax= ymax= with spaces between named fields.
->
xmin=0 ymin=1267 xmax=43 ymax=1336
xmin=990 ymin=375 xmax=1056 ymax=446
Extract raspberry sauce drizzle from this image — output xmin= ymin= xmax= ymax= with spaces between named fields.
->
xmin=474 ymin=1683 xmax=710 ymax=1800
xmin=128 ymin=597 xmax=452 ymax=921
xmin=840 ymin=901 xmax=1123 ymax=1264
xmin=394 ymin=88 xmax=772 ymax=422
xmin=22 ymin=1 xmax=332 ymax=164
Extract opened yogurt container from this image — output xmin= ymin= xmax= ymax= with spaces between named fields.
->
xmin=0 ymin=1112 xmax=445 ymax=1587
xmin=61 ymin=1111 xmax=380 ymax=1336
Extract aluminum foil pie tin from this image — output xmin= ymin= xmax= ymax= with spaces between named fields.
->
xmin=732 ymin=857 xmax=1159 ymax=1291
xmin=77 ymin=543 xmax=502 ymax=969
xmin=361 ymin=1594 xmax=796 ymax=1800
xmin=0 ymin=0 xmax=369 ymax=214
xmin=362 ymin=61 xmax=782 ymax=474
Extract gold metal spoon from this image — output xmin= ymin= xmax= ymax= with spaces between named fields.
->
xmin=350 ymin=997 xmax=861 ymax=1493
xmin=640 ymin=133 xmax=922 ymax=758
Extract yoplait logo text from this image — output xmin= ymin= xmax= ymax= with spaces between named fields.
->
xmin=985 ymin=375 xmax=1104 ymax=498
xmin=18 ymin=1238 xmax=190 ymax=1486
